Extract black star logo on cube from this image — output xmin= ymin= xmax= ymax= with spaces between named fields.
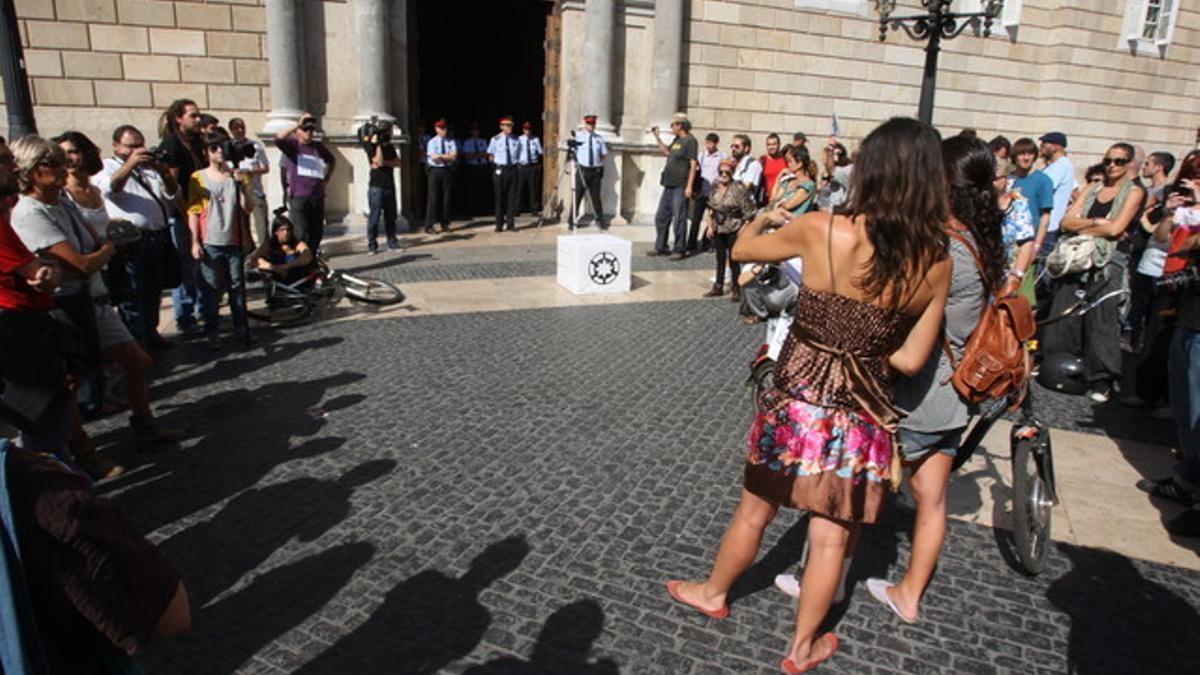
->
xmin=588 ymin=251 xmax=620 ymax=285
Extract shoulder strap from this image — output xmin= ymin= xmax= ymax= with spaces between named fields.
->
xmin=129 ymin=170 xmax=172 ymax=225
xmin=945 ymin=228 xmax=985 ymax=277
xmin=826 ymin=211 xmax=836 ymax=292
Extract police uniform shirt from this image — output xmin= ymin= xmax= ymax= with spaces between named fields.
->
xmin=575 ymin=130 xmax=607 ymax=168
xmin=426 ymin=136 xmax=458 ymax=167
xmin=463 ymin=137 xmax=489 ymax=166
xmin=488 ymin=134 xmax=523 ymax=167
xmin=519 ymin=136 xmax=543 ymax=165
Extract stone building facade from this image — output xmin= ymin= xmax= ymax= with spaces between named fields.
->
xmin=2 ymin=0 xmax=1197 ymax=230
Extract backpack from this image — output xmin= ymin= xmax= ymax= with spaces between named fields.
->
xmin=943 ymin=230 xmax=1036 ymax=408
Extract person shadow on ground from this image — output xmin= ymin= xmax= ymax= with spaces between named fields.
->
xmin=104 ymin=371 xmax=367 ymax=533
xmin=144 ymin=541 xmax=377 ymax=674
xmin=155 ymin=458 xmax=396 ymax=607
xmin=1046 ymin=544 xmax=1200 ymax=675
xmin=464 ymin=600 xmax=618 ymax=675
xmin=295 ymin=535 xmax=532 ymax=675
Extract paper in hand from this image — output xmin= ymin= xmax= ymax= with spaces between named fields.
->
xmin=831 ymin=113 xmax=841 ymax=138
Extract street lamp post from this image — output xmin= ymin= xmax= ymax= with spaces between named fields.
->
xmin=875 ymin=0 xmax=1003 ymax=125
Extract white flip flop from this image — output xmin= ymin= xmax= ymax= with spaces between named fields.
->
xmin=866 ymin=578 xmax=919 ymax=624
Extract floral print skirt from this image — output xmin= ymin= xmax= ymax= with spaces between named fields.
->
xmin=744 ymin=395 xmax=894 ymax=524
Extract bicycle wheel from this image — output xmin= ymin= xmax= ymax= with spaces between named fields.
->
xmin=1011 ymin=425 xmax=1052 ymax=575
xmin=245 ymin=273 xmax=313 ymax=326
xmin=338 ymin=272 xmax=405 ymax=305
xmin=749 ymin=359 xmax=775 ymax=415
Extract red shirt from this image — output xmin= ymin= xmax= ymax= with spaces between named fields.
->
xmin=0 ymin=212 xmax=54 ymax=311
xmin=761 ymin=154 xmax=788 ymax=198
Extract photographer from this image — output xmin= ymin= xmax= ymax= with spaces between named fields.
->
xmin=95 ymin=125 xmax=179 ymax=349
xmin=275 ymin=113 xmax=337 ymax=251
xmin=358 ymin=118 xmax=401 ymax=254
xmin=157 ymin=99 xmax=205 ymax=335
xmin=229 ymin=118 xmax=270 ymax=254
xmin=1141 ymin=169 xmax=1200 ymax=537
xmin=574 ymin=114 xmax=607 ymax=229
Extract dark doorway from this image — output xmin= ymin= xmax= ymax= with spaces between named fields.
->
xmin=409 ymin=0 xmax=552 ymax=221
xmin=413 ymin=0 xmax=549 ymax=142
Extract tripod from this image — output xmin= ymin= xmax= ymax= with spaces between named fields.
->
xmin=535 ymin=137 xmax=601 ymax=232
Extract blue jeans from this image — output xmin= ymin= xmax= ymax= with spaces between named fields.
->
xmin=119 ymin=229 xmax=168 ymax=346
xmin=199 ymin=244 xmax=247 ymax=337
xmin=654 ymin=186 xmax=687 ymax=254
xmin=171 ymin=217 xmax=202 ymax=329
xmin=367 ymin=186 xmax=398 ymax=247
xmin=1168 ymin=327 xmax=1200 ymax=504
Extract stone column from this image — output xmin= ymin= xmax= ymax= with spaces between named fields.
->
xmin=581 ymin=0 xmax=615 ymax=136
xmin=648 ymin=0 xmax=684 ymax=130
xmin=355 ymin=0 xmax=394 ymax=124
xmin=263 ymin=0 xmax=304 ymax=133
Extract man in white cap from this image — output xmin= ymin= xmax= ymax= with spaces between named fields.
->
xmin=650 ymin=112 xmax=698 ymax=260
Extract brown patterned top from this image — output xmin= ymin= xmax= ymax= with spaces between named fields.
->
xmin=768 ymin=285 xmax=918 ymax=411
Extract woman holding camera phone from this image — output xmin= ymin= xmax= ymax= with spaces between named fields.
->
xmin=667 ymin=117 xmax=952 ymax=673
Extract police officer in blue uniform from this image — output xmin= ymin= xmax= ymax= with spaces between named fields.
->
xmin=488 ymin=116 xmax=523 ymax=232
xmin=574 ymin=114 xmax=608 ymax=230
xmin=460 ymin=122 xmax=490 ymax=216
xmin=425 ymin=118 xmax=457 ymax=234
xmin=517 ymin=121 xmax=544 ymax=215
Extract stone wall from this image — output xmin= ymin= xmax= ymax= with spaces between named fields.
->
xmin=1 ymin=0 xmax=269 ymax=144
xmin=682 ymin=0 xmax=1198 ymax=172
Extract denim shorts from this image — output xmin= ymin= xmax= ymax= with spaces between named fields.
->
xmin=898 ymin=427 xmax=964 ymax=462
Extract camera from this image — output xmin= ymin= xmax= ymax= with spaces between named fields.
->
xmin=1156 ymin=261 xmax=1200 ymax=296
xmin=356 ymin=116 xmax=392 ymax=144
xmin=218 ymin=138 xmax=256 ymax=166
xmin=147 ymin=145 xmax=172 ymax=163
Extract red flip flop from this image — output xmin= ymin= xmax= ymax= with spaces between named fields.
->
xmin=665 ymin=580 xmax=729 ymax=619
xmin=780 ymin=633 xmax=839 ymax=673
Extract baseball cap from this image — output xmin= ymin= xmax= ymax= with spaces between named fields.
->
xmin=583 ymin=114 xmax=597 ymax=124
xmin=1038 ymin=132 xmax=1068 ymax=147
xmin=434 ymin=118 xmax=447 ymax=128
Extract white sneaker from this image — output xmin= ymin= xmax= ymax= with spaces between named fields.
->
xmin=774 ymin=573 xmax=801 ymax=598
xmin=773 ymin=572 xmax=846 ymax=603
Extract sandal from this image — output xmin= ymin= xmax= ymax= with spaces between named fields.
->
xmin=665 ymin=580 xmax=729 ymax=619
xmin=780 ymin=633 xmax=839 ymax=673
xmin=866 ymin=578 xmax=918 ymax=624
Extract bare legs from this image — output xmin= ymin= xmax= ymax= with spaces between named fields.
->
xmin=671 ymin=488 xmax=779 ymax=612
xmin=103 ymin=340 xmax=153 ymax=417
xmin=787 ymin=514 xmax=854 ymax=662
xmin=887 ymin=451 xmax=954 ymax=620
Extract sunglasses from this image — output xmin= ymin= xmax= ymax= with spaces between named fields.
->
xmin=718 ymin=170 xmax=732 ymax=177
xmin=1102 ymin=157 xmax=1129 ymax=167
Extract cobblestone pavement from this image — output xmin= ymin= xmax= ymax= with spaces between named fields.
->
xmin=89 ymin=295 xmax=1198 ymax=674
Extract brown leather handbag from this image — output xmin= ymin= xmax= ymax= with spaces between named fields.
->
xmin=943 ymin=230 xmax=1036 ymax=409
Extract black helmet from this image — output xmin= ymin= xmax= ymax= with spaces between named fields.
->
xmin=1036 ymin=352 xmax=1087 ymax=395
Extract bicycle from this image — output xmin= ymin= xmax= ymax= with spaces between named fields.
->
xmin=243 ymin=253 xmax=405 ymax=326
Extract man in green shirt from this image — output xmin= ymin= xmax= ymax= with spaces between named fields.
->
xmin=650 ymin=113 xmax=698 ymax=260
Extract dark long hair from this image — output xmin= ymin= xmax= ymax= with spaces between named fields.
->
xmin=942 ymin=136 xmax=1007 ymax=296
xmin=785 ymin=144 xmax=817 ymax=180
xmin=844 ymin=117 xmax=949 ymax=308
xmin=51 ymin=130 xmax=103 ymax=176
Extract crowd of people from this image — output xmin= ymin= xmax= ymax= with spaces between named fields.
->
xmin=1 ymin=93 xmax=1197 ymax=670
xmin=663 ymin=115 xmax=1200 ymax=672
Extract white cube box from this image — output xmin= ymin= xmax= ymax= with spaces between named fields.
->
xmin=556 ymin=234 xmax=632 ymax=294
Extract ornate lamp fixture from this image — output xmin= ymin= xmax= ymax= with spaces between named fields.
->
xmin=875 ymin=0 xmax=1004 ymax=124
